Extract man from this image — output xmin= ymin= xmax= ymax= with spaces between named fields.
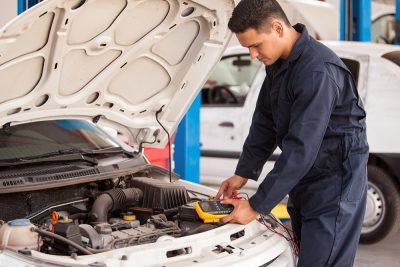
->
xmin=215 ymin=0 xmax=369 ymax=266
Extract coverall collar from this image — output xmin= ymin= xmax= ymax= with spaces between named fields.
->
xmin=272 ymin=23 xmax=308 ymax=77
xmin=287 ymin=23 xmax=308 ymax=63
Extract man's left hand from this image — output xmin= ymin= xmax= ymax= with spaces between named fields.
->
xmin=220 ymin=199 xmax=259 ymax=224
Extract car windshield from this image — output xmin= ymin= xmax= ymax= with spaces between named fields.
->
xmin=0 ymin=120 xmax=120 ymax=161
xmin=202 ymin=54 xmax=262 ymax=106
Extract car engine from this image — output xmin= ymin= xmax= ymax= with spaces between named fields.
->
xmin=0 ymin=171 xmax=217 ymax=256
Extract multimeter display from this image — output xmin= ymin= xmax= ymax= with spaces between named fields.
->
xmin=194 ymin=200 xmax=234 ymax=223
xmin=198 ymin=201 xmax=234 ymax=214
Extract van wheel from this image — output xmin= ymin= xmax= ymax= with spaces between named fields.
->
xmin=360 ymin=165 xmax=400 ymax=244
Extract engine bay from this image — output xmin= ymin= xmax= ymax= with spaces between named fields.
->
xmin=0 ymin=169 xmax=219 ymax=256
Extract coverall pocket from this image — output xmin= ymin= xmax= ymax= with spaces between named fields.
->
xmin=346 ymin=153 xmax=368 ymax=202
xmin=311 ymin=138 xmax=342 ymax=173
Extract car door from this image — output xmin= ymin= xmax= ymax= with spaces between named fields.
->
xmin=200 ymin=54 xmax=263 ymax=152
xmin=200 ymin=54 xmax=263 ymax=188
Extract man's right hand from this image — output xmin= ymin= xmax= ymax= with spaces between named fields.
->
xmin=215 ymin=175 xmax=248 ymax=199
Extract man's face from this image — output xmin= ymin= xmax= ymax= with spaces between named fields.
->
xmin=236 ymin=27 xmax=283 ymax=66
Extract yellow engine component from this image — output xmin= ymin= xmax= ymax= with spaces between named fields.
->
xmin=123 ymin=214 xmax=136 ymax=221
xmin=271 ymin=204 xmax=290 ymax=220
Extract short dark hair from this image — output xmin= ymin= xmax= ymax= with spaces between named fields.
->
xmin=228 ymin=0 xmax=291 ymax=33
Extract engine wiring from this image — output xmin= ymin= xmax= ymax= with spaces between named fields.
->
xmin=258 ymin=214 xmax=300 ymax=257
xmin=232 ymin=192 xmax=300 ymax=257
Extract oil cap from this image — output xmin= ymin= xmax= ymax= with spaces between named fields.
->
xmin=123 ymin=212 xmax=136 ymax=221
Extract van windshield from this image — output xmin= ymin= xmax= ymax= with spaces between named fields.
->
xmin=0 ymin=120 xmax=119 ymax=160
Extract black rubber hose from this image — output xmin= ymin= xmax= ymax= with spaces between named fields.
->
xmin=89 ymin=188 xmax=143 ymax=224
xmin=32 ymin=228 xmax=93 ymax=255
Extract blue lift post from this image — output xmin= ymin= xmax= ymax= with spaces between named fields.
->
xmin=340 ymin=0 xmax=348 ymax=41
xmin=352 ymin=0 xmax=371 ymax=42
xmin=396 ymin=0 xmax=400 ymax=45
xmin=340 ymin=0 xmax=371 ymax=42
xmin=18 ymin=0 xmax=39 ymax=14
xmin=174 ymin=93 xmax=201 ymax=183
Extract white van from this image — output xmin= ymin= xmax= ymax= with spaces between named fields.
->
xmin=200 ymin=42 xmax=400 ymax=244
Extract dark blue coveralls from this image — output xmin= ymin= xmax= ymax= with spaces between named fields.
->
xmin=235 ymin=24 xmax=369 ymax=267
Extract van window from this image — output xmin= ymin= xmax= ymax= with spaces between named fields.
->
xmin=382 ymin=51 xmax=400 ymax=67
xmin=340 ymin=58 xmax=360 ymax=86
xmin=202 ymin=54 xmax=261 ymax=106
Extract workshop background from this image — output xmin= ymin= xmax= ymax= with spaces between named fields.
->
xmin=0 ymin=0 xmax=399 ymax=266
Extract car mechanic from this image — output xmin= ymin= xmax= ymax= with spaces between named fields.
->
xmin=215 ymin=0 xmax=369 ymax=266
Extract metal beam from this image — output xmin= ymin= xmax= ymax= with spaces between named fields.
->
xmin=340 ymin=0 xmax=352 ymax=40
xmin=340 ymin=0 xmax=371 ymax=42
xmin=173 ymin=93 xmax=201 ymax=183
xmin=352 ymin=0 xmax=371 ymax=42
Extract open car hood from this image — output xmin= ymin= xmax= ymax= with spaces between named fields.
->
xmin=0 ymin=0 xmax=234 ymax=147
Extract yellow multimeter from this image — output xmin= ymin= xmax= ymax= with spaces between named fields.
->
xmin=194 ymin=200 xmax=234 ymax=223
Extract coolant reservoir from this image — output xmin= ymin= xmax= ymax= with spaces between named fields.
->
xmin=0 ymin=219 xmax=42 ymax=251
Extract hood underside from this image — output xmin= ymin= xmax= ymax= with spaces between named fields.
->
xmin=0 ymin=0 xmax=234 ymax=147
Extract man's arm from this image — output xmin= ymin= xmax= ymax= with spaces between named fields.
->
xmin=249 ymin=70 xmax=339 ymax=214
xmin=235 ymin=74 xmax=277 ymax=181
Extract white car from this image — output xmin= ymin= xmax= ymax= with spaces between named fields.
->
xmin=0 ymin=0 xmax=297 ymax=266
xmin=200 ymin=42 xmax=400 ymax=244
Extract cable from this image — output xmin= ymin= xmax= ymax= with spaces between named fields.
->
xmin=32 ymin=227 xmax=93 ymax=255
xmin=257 ymin=214 xmax=300 ymax=256
xmin=236 ymin=192 xmax=249 ymax=200
xmin=137 ymin=133 xmax=158 ymax=154
xmin=155 ymin=106 xmax=172 ymax=183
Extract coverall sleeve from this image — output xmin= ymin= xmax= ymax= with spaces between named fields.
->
xmin=234 ymin=75 xmax=277 ymax=180
xmin=249 ymin=70 xmax=339 ymax=214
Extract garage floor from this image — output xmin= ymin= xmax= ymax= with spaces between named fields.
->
xmin=354 ymin=232 xmax=400 ymax=267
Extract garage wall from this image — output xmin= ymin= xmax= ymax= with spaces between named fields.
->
xmin=0 ymin=0 xmax=18 ymax=29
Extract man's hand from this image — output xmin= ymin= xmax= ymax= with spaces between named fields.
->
xmin=215 ymin=175 xmax=248 ymax=200
xmin=220 ymin=199 xmax=259 ymax=224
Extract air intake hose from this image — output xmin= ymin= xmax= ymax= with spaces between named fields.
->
xmin=89 ymin=188 xmax=143 ymax=224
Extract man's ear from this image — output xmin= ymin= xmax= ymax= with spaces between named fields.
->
xmin=271 ymin=20 xmax=284 ymax=37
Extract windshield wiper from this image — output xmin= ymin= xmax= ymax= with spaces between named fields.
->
xmin=0 ymin=149 xmax=98 ymax=167
xmin=0 ymin=147 xmax=135 ymax=167
xmin=77 ymin=147 xmax=135 ymax=157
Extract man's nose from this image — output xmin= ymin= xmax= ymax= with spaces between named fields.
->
xmin=249 ymin=48 xmax=258 ymax=59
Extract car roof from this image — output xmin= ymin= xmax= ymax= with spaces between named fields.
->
xmin=225 ymin=41 xmax=400 ymax=58
xmin=371 ymin=1 xmax=395 ymax=21
xmin=322 ymin=41 xmax=400 ymax=57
